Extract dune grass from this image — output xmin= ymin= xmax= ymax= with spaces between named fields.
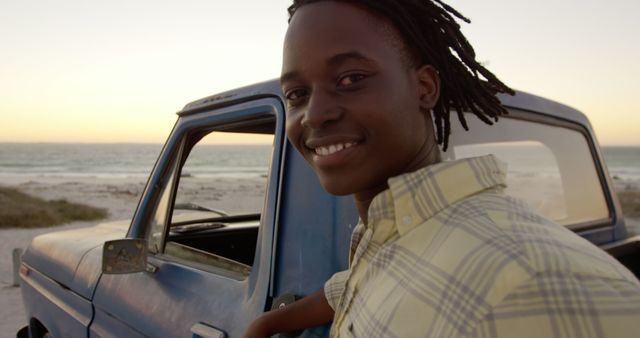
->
xmin=0 ymin=186 xmax=108 ymax=228
xmin=618 ymin=190 xmax=640 ymax=218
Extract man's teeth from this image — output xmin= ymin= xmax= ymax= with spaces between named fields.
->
xmin=315 ymin=142 xmax=355 ymax=156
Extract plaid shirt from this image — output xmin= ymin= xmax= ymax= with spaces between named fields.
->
xmin=324 ymin=155 xmax=640 ymax=337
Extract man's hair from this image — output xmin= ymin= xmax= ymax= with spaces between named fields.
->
xmin=287 ymin=0 xmax=515 ymax=150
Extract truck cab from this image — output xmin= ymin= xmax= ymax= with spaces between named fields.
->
xmin=18 ymin=80 xmax=640 ymax=338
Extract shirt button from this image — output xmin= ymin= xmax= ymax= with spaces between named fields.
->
xmin=402 ymin=215 xmax=412 ymax=225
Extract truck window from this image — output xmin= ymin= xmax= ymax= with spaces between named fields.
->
xmin=445 ymin=111 xmax=609 ymax=228
xmin=147 ymin=119 xmax=275 ymax=279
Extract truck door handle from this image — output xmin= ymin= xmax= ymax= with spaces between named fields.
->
xmin=191 ymin=323 xmax=225 ymax=338
xmin=271 ymin=293 xmax=299 ymax=310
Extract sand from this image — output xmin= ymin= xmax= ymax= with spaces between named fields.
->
xmin=0 ymin=174 xmax=266 ymax=337
xmin=0 ymin=174 xmax=639 ymax=337
xmin=0 ymin=176 xmax=143 ymax=336
xmin=613 ymin=178 xmax=640 ymax=235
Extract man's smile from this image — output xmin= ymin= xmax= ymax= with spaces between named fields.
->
xmin=306 ymin=138 xmax=362 ymax=169
xmin=313 ymin=142 xmax=357 ymax=156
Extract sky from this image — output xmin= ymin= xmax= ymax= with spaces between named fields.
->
xmin=1 ymin=0 xmax=638 ymax=145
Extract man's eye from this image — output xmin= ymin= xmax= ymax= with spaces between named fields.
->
xmin=285 ymin=89 xmax=308 ymax=102
xmin=338 ymin=73 xmax=366 ymax=87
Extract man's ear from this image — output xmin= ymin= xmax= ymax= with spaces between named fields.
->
xmin=416 ymin=65 xmax=440 ymax=110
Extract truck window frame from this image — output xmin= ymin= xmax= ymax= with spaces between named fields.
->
xmin=446 ymin=108 xmax=614 ymax=232
xmin=137 ymin=99 xmax=285 ymax=281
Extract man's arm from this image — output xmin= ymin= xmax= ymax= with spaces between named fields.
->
xmin=243 ymin=288 xmax=334 ymax=338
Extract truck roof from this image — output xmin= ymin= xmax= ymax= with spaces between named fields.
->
xmin=178 ymin=79 xmax=591 ymax=129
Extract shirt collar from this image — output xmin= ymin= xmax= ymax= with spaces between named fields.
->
xmin=367 ymin=155 xmax=507 ymax=238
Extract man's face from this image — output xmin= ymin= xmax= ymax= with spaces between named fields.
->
xmin=281 ymin=1 xmax=439 ymax=200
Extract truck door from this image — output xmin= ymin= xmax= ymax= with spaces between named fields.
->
xmin=90 ymin=97 xmax=285 ymax=338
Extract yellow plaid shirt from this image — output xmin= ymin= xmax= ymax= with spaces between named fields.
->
xmin=324 ymin=155 xmax=640 ymax=337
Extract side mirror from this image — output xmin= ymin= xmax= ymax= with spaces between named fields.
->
xmin=102 ymin=239 xmax=148 ymax=274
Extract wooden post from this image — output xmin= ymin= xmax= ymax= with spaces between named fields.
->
xmin=12 ymin=248 xmax=23 ymax=287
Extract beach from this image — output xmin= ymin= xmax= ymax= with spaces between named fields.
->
xmin=0 ymin=174 xmax=267 ymax=336
xmin=613 ymin=178 xmax=640 ymax=236
xmin=0 ymin=175 xmax=144 ymax=336
xmin=1 ymin=173 xmax=639 ymax=336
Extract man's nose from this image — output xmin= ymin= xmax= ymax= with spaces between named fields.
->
xmin=301 ymin=89 xmax=342 ymax=129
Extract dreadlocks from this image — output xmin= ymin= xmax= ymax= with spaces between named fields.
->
xmin=287 ymin=0 xmax=515 ymax=150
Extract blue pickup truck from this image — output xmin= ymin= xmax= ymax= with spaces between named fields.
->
xmin=17 ymin=80 xmax=640 ymax=338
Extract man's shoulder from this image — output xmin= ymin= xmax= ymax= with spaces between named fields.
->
xmin=438 ymin=191 xmax=638 ymax=286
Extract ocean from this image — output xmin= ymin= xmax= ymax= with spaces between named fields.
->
xmin=601 ymin=146 xmax=640 ymax=181
xmin=0 ymin=143 xmax=271 ymax=179
xmin=0 ymin=143 xmax=638 ymax=181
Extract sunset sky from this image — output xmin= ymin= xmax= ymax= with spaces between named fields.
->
xmin=1 ymin=0 xmax=638 ymax=145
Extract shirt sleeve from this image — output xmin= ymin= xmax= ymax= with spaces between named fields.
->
xmin=323 ymin=269 xmax=349 ymax=311
xmin=469 ymin=273 xmax=640 ymax=338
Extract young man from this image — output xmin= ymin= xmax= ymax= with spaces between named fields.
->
xmin=245 ymin=1 xmax=640 ymax=337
